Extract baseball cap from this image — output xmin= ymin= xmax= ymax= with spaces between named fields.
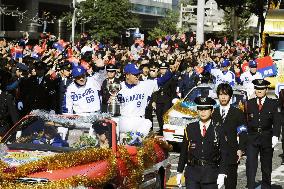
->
xmin=249 ymin=60 xmax=257 ymax=68
xmin=221 ymin=59 xmax=230 ymax=67
xmin=72 ymin=66 xmax=86 ymax=78
xmin=124 ymin=63 xmax=141 ymax=75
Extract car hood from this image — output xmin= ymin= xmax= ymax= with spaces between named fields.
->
xmin=1 ymin=150 xmax=57 ymax=167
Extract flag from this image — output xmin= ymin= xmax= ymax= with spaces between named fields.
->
xmin=256 ymin=56 xmax=277 ymax=77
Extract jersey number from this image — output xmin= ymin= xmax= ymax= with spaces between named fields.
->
xmin=86 ymin=95 xmax=95 ymax=103
xmin=137 ymin=101 xmax=141 ymax=107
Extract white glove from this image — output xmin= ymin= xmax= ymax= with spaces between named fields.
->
xmin=17 ymin=101 xmax=23 ymax=110
xmin=176 ymin=173 xmax=182 ymax=187
xmin=272 ymin=136 xmax=279 ymax=148
xmin=217 ymin=174 xmax=226 ymax=189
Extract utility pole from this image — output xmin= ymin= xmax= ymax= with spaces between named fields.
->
xmin=71 ymin=0 xmax=76 ymax=45
xmin=196 ymin=0 xmax=205 ymax=44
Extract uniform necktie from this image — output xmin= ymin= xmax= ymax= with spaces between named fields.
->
xmin=202 ymin=125 xmax=206 ymax=137
xmin=221 ymin=109 xmax=226 ymax=120
xmin=258 ymin=98 xmax=263 ymax=111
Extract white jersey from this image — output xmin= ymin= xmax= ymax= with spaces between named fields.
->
xmin=240 ymin=71 xmax=263 ymax=86
xmin=118 ymin=80 xmax=158 ymax=117
xmin=65 ymin=76 xmax=102 ymax=114
xmin=211 ymin=68 xmax=235 ymax=87
xmin=240 ymin=71 xmax=263 ymax=99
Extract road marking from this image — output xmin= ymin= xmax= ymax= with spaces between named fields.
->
xmin=166 ymin=174 xmax=185 ymax=188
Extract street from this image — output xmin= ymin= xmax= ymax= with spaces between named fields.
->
xmin=152 ymin=90 xmax=284 ymax=188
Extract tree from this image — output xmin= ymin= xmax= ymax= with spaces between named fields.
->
xmin=215 ymin=0 xmax=253 ymax=41
xmin=220 ymin=10 xmax=254 ymax=42
xmin=148 ymin=10 xmax=179 ymax=40
xmin=68 ymin=0 xmax=140 ymax=40
xmin=215 ymin=0 xmax=280 ymax=41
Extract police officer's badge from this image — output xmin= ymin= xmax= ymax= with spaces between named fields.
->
xmin=200 ymin=97 xmax=206 ymax=103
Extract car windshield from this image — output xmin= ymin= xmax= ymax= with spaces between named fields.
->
xmin=3 ymin=116 xmax=113 ymax=152
xmin=182 ymin=86 xmax=247 ymax=108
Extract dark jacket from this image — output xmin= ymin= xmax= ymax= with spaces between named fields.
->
xmin=178 ymin=71 xmax=199 ymax=98
xmin=156 ymin=74 xmax=178 ymax=104
xmin=177 ymin=120 xmax=227 ymax=183
xmin=213 ymin=106 xmax=247 ymax=164
xmin=18 ymin=75 xmax=59 ymax=115
xmin=58 ymin=76 xmax=72 ymax=114
xmin=0 ymin=91 xmax=19 ymax=135
xmin=245 ymin=97 xmax=281 ymax=141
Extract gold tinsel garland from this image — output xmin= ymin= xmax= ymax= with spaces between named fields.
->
xmin=0 ymin=137 xmax=171 ymax=189
xmin=0 ymin=148 xmax=117 ymax=188
xmin=163 ymin=100 xmax=198 ymax=124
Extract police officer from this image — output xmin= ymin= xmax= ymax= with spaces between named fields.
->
xmin=176 ymin=96 xmax=227 ymax=189
xmin=213 ymin=83 xmax=247 ymax=189
xmin=245 ymin=79 xmax=281 ymax=189
xmin=177 ymin=60 xmax=199 ymax=98
xmin=101 ymin=64 xmax=120 ymax=113
xmin=156 ymin=61 xmax=178 ymax=135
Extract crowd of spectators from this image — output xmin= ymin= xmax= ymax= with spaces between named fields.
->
xmin=0 ymin=31 xmax=262 ymax=135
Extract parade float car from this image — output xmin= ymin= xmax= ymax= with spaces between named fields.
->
xmin=0 ymin=111 xmax=171 ymax=189
xmin=163 ymin=84 xmax=247 ymax=143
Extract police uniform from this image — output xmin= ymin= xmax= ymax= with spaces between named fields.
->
xmin=177 ymin=97 xmax=227 ymax=189
xmin=101 ymin=65 xmax=120 ymax=113
xmin=156 ymin=62 xmax=178 ymax=135
xmin=0 ymin=91 xmax=19 ymax=136
xmin=245 ymin=79 xmax=281 ymax=189
xmin=58 ymin=62 xmax=73 ymax=114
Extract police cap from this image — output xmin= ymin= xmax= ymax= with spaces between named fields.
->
xmin=252 ymin=79 xmax=270 ymax=90
xmin=194 ymin=96 xmax=216 ymax=110
xmin=106 ymin=64 xmax=117 ymax=72
xmin=59 ymin=61 xmax=72 ymax=71
xmin=159 ymin=62 xmax=169 ymax=69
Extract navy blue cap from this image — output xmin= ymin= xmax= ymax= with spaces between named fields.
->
xmin=72 ymin=66 xmax=86 ymax=78
xmin=159 ymin=62 xmax=169 ymax=69
xmin=252 ymin=79 xmax=270 ymax=89
xmin=106 ymin=64 xmax=118 ymax=71
xmin=194 ymin=96 xmax=216 ymax=109
xmin=124 ymin=63 xmax=141 ymax=75
xmin=249 ymin=60 xmax=257 ymax=68
xmin=16 ymin=63 xmax=29 ymax=71
xmin=221 ymin=59 xmax=230 ymax=67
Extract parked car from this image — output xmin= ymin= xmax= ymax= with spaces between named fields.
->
xmin=163 ymin=84 xmax=247 ymax=144
xmin=0 ymin=111 xmax=171 ymax=189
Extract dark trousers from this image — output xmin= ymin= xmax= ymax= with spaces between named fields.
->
xmin=282 ymin=125 xmax=284 ymax=156
xmin=246 ymin=136 xmax=273 ymax=189
xmin=185 ymin=180 xmax=217 ymax=189
xmin=156 ymin=102 xmax=171 ymax=135
xmin=224 ymin=164 xmax=238 ymax=189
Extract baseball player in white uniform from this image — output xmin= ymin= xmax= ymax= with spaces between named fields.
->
xmin=118 ymin=63 xmax=177 ymax=136
xmin=210 ymin=59 xmax=235 ymax=87
xmin=64 ymin=65 xmax=106 ymax=114
xmin=240 ymin=60 xmax=263 ymax=99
